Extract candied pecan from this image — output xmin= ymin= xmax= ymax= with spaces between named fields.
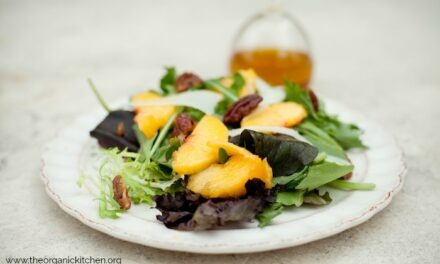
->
xmin=172 ymin=113 xmax=196 ymax=141
xmin=223 ymin=94 xmax=263 ymax=126
xmin=174 ymin=72 xmax=203 ymax=92
xmin=115 ymin=122 xmax=125 ymax=137
xmin=308 ymin=89 xmax=319 ymax=112
xmin=112 ymin=175 xmax=131 ymax=209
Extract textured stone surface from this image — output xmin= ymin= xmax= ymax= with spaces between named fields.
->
xmin=1 ymin=0 xmax=439 ymax=263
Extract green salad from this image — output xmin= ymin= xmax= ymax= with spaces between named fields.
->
xmin=84 ymin=68 xmax=373 ymax=230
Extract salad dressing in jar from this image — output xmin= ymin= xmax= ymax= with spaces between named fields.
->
xmin=230 ymin=6 xmax=312 ymax=87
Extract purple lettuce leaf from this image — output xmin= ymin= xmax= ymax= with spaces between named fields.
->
xmin=90 ymin=110 xmax=139 ymax=152
xmin=154 ymin=179 xmax=274 ymax=230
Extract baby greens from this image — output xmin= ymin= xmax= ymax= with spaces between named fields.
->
xmin=284 ymin=81 xmax=366 ymax=151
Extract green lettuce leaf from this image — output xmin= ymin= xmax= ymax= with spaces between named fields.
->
xmin=272 ymin=166 xmax=308 ymax=187
xmin=284 ymin=81 xmax=318 ymax=119
xmin=303 ymin=190 xmax=332 ymax=205
xmin=276 ymin=191 xmax=304 ymax=207
xmin=230 ymin=72 xmax=245 ymax=95
xmin=296 ymin=161 xmax=354 ymax=191
xmin=160 ymin=67 xmax=177 ymax=95
xmin=327 ymin=179 xmax=376 ymax=191
xmin=256 ymin=203 xmax=284 ymax=227
xmin=205 ymin=77 xmax=241 ymax=115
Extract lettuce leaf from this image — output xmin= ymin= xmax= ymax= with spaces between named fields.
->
xmin=296 ymin=161 xmax=354 ymax=191
xmin=276 ymin=190 xmax=304 ymax=207
xmin=90 ymin=110 xmax=139 ymax=152
xmin=257 ymin=189 xmax=332 ymax=226
xmin=155 ymin=179 xmax=273 ymax=230
xmin=230 ymin=129 xmax=318 ymax=176
xmin=296 ymin=121 xmax=346 ymax=159
xmin=284 ymin=81 xmax=318 ymax=119
xmin=327 ymin=179 xmax=376 ymax=191
xmin=272 ymin=166 xmax=308 ymax=187
xmin=256 ymin=202 xmax=284 ymax=227
xmin=160 ymin=67 xmax=177 ymax=95
xmin=230 ymin=72 xmax=246 ymax=95
xmin=284 ymin=81 xmax=366 ymax=150
xmin=303 ymin=190 xmax=332 ymax=205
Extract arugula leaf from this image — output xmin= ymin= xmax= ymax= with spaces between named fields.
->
xmin=314 ymin=112 xmax=366 ymax=149
xmin=327 ymin=179 xmax=375 ymax=191
xmin=231 ymin=129 xmax=318 ymax=176
xmin=218 ymin=147 xmax=229 ymax=164
xmin=257 ymin=187 xmax=334 ymax=226
xmin=303 ymin=190 xmax=332 ymax=205
xmin=284 ymin=81 xmax=317 ymax=119
xmin=296 ymin=161 xmax=354 ymax=191
xmin=230 ymin=72 xmax=245 ymax=95
xmin=214 ymin=97 xmax=231 ymax=116
xmin=204 ymin=79 xmax=239 ymax=102
xmin=276 ymin=191 xmax=304 ymax=207
xmin=296 ymin=121 xmax=346 ymax=159
xmin=284 ymin=80 xmax=366 ymax=150
xmin=208 ymin=74 xmax=246 ymax=116
xmin=272 ymin=166 xmax=308 ymax=187
xmin=256 ymin=203 xmax=284 ymax=227
xmin=160 ymin=67 xmax=177 ymax=95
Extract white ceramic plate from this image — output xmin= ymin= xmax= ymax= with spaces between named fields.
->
xmin=40 ymin=97 xmax=405 ymax=254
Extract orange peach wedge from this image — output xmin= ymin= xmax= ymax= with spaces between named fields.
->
xmin=131 ymin=91 xmax=176 ymax=139
xmin=241 ymin=102 xmax=307 ymax=128
xmin=172 ymin=115 xmax=228 ymax=175
xmin=187 ymin=142 xmax=272 ymax=199
xmin=220 ymin=69 xmax=257 ymax=97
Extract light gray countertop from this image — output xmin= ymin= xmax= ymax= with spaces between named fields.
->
xmin=1 ymin=0 xmax=439 ymax=263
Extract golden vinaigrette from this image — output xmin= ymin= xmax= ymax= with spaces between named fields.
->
xmin=230 ymin=48 xmax=313 ymax=87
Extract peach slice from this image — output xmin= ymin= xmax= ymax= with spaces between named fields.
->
xmin=220 ymin=69 xmax=257 ymax=97
xmin=187 ymin=141 xmax=273 ymax=199
xmin=187 ymin=154 xmax=272 ymax=199
xmin=208 ymin=141 xmax=252 ymax=157
xmin=131 ymin=91 xmax=176 ymax=139
xmin=241 ymin=102 xmax=307 ymax=128
xmin=172 ymin=115 xmax=228 ymax=175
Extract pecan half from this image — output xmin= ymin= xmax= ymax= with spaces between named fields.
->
xmin=172 ymin=113 xmax=196 ymax=141
xmin=223 ymin=94 xmax=263 ymax=126
xmin=174 ymin=72 xmax=203 ymax=92
xmin=112 ymin=175 xmax=131 ymax=209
